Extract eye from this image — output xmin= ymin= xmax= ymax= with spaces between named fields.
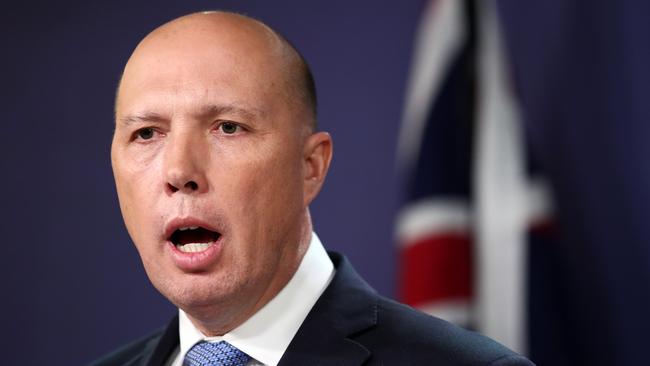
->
xmin=219 ymin=121 xmax=240 ymax=134
xmin=136 ymin=127 xmax=155 ymax=140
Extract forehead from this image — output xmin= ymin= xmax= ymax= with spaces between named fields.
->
xmin=117 ymin=16 xmax=292 ymax=118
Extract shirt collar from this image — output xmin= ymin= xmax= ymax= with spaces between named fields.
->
xmin=178 ymin=232 xmax=335 ymax=366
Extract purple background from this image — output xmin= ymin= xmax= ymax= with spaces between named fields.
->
xmin=0 ymin=1 xmax=423 ymax=364
xmin=5 ymin=0 xmax=650 ymax=365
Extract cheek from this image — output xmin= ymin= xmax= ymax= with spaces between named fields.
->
xmin=114 ymin=142 xmax=161 ymax=198
xmin=113 ymin=149 xmax=163 ymax=243
xmin=244 ymin=149 xmax=303 ymax=236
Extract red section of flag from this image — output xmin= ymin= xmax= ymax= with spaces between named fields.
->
xmin=399 ymin=233 xmax=473 ymax=306
xmin=530 ymin=218 xmax=556 ymax=235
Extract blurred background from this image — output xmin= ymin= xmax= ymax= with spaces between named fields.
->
xmin=1 ymin=0 xmax=649 ymax=365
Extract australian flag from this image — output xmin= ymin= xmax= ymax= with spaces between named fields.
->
xmin=397 ymin=0 xmax=552 ymax=361
xmin=397 ymin=0 xmax=650 ymax=365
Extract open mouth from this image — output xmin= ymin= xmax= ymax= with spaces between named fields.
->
xmin=169 ymin=226 xmax=221 ymax=253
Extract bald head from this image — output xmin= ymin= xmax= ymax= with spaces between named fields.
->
xmin=111 ymin=11 xmax=334 ymax=336
xmin=117 ymin=11 xmax=317 ymax=130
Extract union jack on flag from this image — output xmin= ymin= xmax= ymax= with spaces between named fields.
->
xmin=396 ymin=0 xmax=554 ymax=355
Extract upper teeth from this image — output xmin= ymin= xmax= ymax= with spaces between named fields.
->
xmin=178 ymin=226 xmax=199 ymax=231
xmin=177 ymin=243 xmax=213 ymax=253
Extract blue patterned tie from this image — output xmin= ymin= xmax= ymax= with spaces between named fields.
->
xmin=183 ymin=341 xmax=251 ymax=366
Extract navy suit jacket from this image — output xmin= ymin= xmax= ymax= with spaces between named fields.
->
xmin=90 ymin=252 xmax=534 ymax=366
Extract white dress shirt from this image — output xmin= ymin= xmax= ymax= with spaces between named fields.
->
xmin=168 ymin=232 xmax=335 ymax=366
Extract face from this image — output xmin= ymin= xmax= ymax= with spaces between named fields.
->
xmin=111 ymin=15 xmax=330 ymax=332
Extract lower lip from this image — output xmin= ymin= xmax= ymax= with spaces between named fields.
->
xmin=167 ymin=237 xmax=223 ymax=272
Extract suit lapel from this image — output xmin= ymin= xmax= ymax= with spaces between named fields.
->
xmin=127 ymin=253 xmax=376 ymax=366
xmin=278 ymin=252 xmax=378 ymax=366
xmin=142 ymin=315 xmax=180 ymax=366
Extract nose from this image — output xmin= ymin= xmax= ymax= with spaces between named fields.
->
xmin=163 ymin=131 xmax=209 ymax=195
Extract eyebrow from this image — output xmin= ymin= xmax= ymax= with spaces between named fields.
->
xmin=118 ymin=103 xmax=265 ymax=127
xmin=194 ymin=103 xmax=265 ymax=121
xmin=118 ymin=112 xmax=167 ymax=127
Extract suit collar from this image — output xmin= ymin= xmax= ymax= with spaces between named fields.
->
xmin=176 ymin=234 xmax=334 ymax=366
xmin=141 ymin=252 xmax=377 ymax=366
xmin=144 ymin=315 xmax=179 ymax=366
xmin=278 ymin=252 xmax=377 ymax=366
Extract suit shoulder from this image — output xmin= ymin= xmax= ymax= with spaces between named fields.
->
xmin=357 ymin=296 xmax=534 ymax=365
xmin=88 ymin=328 xmax=165 ymax=366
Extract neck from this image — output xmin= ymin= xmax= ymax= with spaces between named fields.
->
xmin=186 ymin=210 xmax=314 ymax=336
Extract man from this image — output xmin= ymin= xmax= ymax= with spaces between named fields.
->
xmin=93 ymin=11 xmax=533 ymax=366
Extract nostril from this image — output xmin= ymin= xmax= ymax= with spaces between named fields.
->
xmin=167 ymin=180 xmax=199 ymax=193
xmin=167 ymin=183 xmax=179 ymax=193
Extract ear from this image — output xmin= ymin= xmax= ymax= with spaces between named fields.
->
xmin=302 ymin=131 xmax=333 ymax=206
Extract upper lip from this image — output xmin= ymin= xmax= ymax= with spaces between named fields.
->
xmin=163 ymin=217 xmax=221 ymax=240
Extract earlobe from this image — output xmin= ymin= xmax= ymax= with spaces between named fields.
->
xmin=303 ymin=131 xmax=333 ymax=206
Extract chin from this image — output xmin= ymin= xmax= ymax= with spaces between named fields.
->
xmin=154 ymin=270 xmax=241 ymax=309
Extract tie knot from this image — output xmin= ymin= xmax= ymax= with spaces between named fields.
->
xmin=183 ymin=341 xmax=251 ymax=366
